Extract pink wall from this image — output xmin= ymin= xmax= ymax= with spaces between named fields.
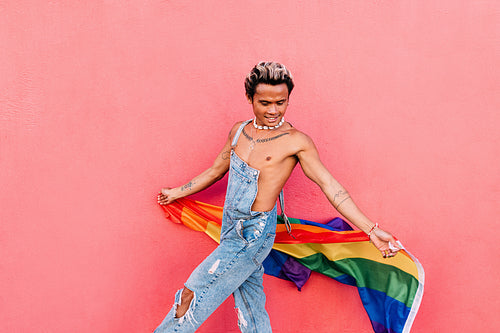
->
xmin=1 ymin=1 xmax=498 ymax=332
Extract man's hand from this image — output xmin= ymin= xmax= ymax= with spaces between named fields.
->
xmin=157 ymin=188 xmax=176 ymax=205
xmin=369 ymin=227 xmax=401 ymax=258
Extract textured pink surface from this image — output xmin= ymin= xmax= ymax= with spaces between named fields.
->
xmin=1 ymin=1 xmax=499 ymax=332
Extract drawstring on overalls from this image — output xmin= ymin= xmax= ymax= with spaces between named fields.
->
xmin=279 ymin=190 xmax=295 ymax=238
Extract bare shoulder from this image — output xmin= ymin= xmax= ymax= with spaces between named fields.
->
xmin=285 ymin=123 xmax=316 ymax=151
xmin=226 ymin=120 xmax=246 ymax=141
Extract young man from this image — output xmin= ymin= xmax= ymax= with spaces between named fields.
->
xmin=155 ymin=62 xmax=400 ymax=332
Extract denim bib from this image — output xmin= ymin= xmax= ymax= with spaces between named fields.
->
xmin=225 ymin=119 xmax=291 ymax=233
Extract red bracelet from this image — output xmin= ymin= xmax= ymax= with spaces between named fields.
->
xmin=367 ymin=223 xmax=379 ymax=238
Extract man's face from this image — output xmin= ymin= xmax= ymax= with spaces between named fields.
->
xmin=248 ymin=83 xmax=289 ymax=128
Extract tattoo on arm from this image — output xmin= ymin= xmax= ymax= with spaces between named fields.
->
xmin=220 ymin=150 xmax=230 ymax=160
xmin=180 ymin=181 xmax=195 ymax=192
xmin=334 ymin=196 xmax=351 ymax=209
xmin=333 ymin=189 xmax=351 ymax=209
xmin=333 ymin=189 xmax=348 ymax=202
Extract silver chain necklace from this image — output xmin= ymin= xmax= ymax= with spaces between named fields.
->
xmin=242 ymin=126 xmax=289 ymax=150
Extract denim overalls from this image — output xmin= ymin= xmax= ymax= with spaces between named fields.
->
xmin=155 ymin=120 xmax=277 ymax=333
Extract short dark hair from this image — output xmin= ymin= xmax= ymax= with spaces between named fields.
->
xmin=245 ymin=62 xmax=294 ymax=101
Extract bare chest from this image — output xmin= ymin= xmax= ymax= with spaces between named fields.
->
xmin=234 ymin=129 xmax=295 ymax=171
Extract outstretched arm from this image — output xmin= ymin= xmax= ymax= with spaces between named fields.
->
xmin=296 ymin=134 xmax=401 ymax=258
xmin=157 ymin=124 xmax=237 ymax=205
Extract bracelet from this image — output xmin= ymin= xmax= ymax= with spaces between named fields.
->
xmin=367 ymin=223 xmax=379 ymax=238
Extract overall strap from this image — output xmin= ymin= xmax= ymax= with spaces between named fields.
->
xmin=279 ymin=190 xmax=294 ymax=237
xmin=231 ymin=119 xmax=253 ymax=148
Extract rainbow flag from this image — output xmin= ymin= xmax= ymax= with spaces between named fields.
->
xmin=160 ymin=198 xmax=424 ymax=333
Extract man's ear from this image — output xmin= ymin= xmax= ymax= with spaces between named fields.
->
xmin=246 ymin=94 xmax=253 ymax=104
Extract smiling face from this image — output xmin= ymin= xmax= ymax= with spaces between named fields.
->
xmin=248 ymin=83 xmax=289 ymax=128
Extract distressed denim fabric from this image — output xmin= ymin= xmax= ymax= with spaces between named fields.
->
xmin=154 ymin=120 xmax=276 ymax=333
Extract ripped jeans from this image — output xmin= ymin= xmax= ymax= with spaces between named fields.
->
xmin=153 ymin=206 xmax=277 ymax=333
xmin=154 ymin=126 xmax=277 ymax=332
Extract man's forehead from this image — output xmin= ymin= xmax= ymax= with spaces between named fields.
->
xmin=254 ymin=83 xmax=289 ymax=98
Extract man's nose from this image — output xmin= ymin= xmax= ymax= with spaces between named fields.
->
xmin=268 ymin=105 xmax=278 ymax=113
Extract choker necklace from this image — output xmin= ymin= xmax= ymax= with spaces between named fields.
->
xmin=253 ymin=117 xmax=285 ymax=130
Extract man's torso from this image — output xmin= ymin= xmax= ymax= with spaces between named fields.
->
xmin=231 ymin=121 xmax=307 ymax=212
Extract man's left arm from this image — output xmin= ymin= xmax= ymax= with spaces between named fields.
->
xmin=296 ymin=134 xmax=401 ymax=258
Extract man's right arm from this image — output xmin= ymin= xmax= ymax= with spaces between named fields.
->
xmin=294 ymin=131 xmax=401 ymax=258
xmin=157 ymin=122 xmax=240 ymax=205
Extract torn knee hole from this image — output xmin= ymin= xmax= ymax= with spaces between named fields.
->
xmin=175 ymin=287 xmax=194 ymax=318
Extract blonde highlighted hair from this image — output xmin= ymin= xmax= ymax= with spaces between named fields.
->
xmin=245 ymin=62 xmax=294 ymax=100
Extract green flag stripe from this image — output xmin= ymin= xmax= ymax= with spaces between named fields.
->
xmin=297 ymin=254 xmax=419 ymax=307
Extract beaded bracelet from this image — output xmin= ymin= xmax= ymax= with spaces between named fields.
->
xmin=367 ymin=223 xmax=379 ymax=238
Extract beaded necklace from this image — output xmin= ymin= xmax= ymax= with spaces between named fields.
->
xmin=253 ymin=117 xmax=285 ymax=130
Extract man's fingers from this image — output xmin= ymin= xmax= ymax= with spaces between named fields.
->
xmin=382 ymin=251 xmax=397 ymax=258
xmin=380 ymin=244 xmax=400 ymax=258
xmin=388 ymin=242 xmax=400 ymax=252
xmin=157 ymin=193 xmax=170 ymax=205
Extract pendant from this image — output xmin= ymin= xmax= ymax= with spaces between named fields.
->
xmin=249 ymin=139 xmax=255 ymax=150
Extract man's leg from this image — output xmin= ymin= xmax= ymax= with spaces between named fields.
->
xmin=153 ymin=287 xmax=197 ymax=333
xmin=175 ymin=288 xmax=194 ymax=318
xmin=154 ymin=238 xmax=254 ymax=332
xmin=154 ymin=210 xmax=276 ymax=332
xmin=233 ymin=264 xmax=272 ymax=333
